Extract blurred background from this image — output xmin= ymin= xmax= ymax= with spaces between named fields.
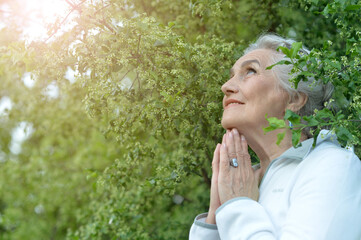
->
xmin=0 ymin=0 xmax=360 ymax=239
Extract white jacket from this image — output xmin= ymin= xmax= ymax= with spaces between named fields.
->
xmin=189 ymin=130 xmax=361 ymax=239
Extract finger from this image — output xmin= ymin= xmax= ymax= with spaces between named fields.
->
xmin=212 ymin=144 xmax=221 ymax=177
xmin=210 ymin=144 xmax=221 ymax=209
xmin=240 ymin=134 xmax=252 ymax=169
xmin=219 ymin=138 xmax=230 ymax=175
xmin=226 ymin=131 xmax=237 ymax=166
xmin=232 ymin=128 xmax=244 ymax=168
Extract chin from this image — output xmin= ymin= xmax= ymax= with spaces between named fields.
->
xmin=221 ymin=115 xmax=240 ymax=130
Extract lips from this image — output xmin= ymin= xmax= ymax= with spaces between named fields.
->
xmin=224 ymin=99 xmax=244 ymax=109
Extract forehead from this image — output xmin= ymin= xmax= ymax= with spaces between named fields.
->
xmin=234 ymin=48 xmax=276 ymax=68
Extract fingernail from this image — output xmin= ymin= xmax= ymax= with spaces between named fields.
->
xmin=222 ymin=143 xmax=226 ymax=148
xmin=241 ymin=135 xmax=245 ymax=140
xmin=232 ymin=129 xmax=238 ymax=135
xmin=229 ymin=132 xmax=233 ymax=138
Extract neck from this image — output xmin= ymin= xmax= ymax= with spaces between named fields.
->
xmin=239 ymin=126 xmax=297 ymax=178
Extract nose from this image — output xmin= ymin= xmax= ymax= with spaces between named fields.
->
xmin=221 ymin=77 xmax=239 ymax=96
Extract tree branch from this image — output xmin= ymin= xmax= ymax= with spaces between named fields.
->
xmin=98 ymin=19 xmax=115 ymax=33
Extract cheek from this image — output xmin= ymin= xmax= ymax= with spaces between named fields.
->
xmin=260 ymin=90 xmax=289 ymax=118
xmin=249 ymin=82 xmax=288 ymax=118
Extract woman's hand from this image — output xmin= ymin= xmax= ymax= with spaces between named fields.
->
xmin=218 ymin=128 xmax=260 ymax=204
xmin=205 ymin=143 xmax=222 ymax=224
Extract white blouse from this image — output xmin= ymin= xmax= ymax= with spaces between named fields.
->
xmin=189 ymin=130 xmax=361 ymax=240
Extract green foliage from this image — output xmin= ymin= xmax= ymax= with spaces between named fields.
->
xmin=267 ymin=0 xmax=361 ymax=148
xmin=0 ymin=0 xmax=361 ymax=239
xmin=0 ymin=35 xmax=119 ymax=238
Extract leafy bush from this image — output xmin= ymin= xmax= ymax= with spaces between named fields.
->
xmin=0 ymin=0 xmax=360 ymax=239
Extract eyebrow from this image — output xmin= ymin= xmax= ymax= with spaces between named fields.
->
xmin=241 ymin=59 xmax=260 ymax=68
xmin=230 ymin=59 xmax=260 ymax=76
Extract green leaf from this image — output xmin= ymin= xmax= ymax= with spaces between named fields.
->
xmin=266 ymin=60 xmax=291 ymax=70
xmin=292 ymin=130 xmax=302 ymax=147
xmin=333 ymin=88 xmax=350 ymax=109
xmin=312 ymin=128 xmax=321 ymax=147
xmin=276 ymin=131 xmax=286 ymax=145
xmin=277 ymin=46 xmax=291 ymax=58
xmin=346 ymin=38 xmax=356 ymax=54
xmin=284 ymin=109 xmax=301 ymax=125
xmin=311 ymin=0 xmax=319 ymax=4
xmin=322 ymin=4 xmax=336 ymax=15
xmin=290 ymin=42 xmax=303 ymax=58
xmin=336 ymin=126 xmax=354 ymax=145
xmin=315 ymin=108 xmax=333 ymax=120
xmin=302 ymin=115 xmax=319 ymax=126
xmin=345 ymin=5 xmax=361 ymax=11
xmin=336 ymin=114 xmax=345 ymax=121
xmin=263 ymin=115 xmax=286 ymax=133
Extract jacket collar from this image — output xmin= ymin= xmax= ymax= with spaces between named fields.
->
xmin=277 ymin=129 xmax=339 ymax=161
xmin=253 ymin=130 xmax=339 ymax=172
xmin=257 ymin=130 xmax=340 ymax=190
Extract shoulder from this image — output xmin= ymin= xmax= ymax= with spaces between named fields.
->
xmin=295 ymin=140 xmax=361 ymax=195
xmin=304 ymin=130 xmax=360 ymax=169
xmin=306 ymin=140 xmax=360 ymax=171
xmin=287 ymin=141 xmax=361 ymax=239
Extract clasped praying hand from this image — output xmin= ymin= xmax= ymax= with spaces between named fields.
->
xmin=206 ymin=128 xmax=262 ymax=224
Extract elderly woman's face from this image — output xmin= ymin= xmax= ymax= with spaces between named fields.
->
xmin=221 ymin=49 xmax=289 ymax=131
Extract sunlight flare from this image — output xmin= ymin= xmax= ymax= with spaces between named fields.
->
xmin=13 ymin=0 xmax=71 ymax=40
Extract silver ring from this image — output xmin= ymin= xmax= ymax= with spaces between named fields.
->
xmin=230 ymin=158 xmax=238 ymax=168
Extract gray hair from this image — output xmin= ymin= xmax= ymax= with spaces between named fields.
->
xmin=244 ymin=34 xmax=334 ymax=137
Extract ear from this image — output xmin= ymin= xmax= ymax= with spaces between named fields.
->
xmin=287 ymin=92 xmax=308 ymax=112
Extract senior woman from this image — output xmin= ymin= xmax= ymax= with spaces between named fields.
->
xmin=189 ymin=34 xmax=361 ymax=239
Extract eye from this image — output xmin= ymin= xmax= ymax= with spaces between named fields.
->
xmin=246 ymin=68 xmax=256 ymax=76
